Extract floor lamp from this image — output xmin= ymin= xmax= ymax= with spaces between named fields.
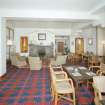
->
xmin=7 ymin=39 xmax=13 ymax=63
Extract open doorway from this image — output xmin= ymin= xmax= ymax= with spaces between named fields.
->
xmin=57 ymin=42 xmax=64 ymax=54
xmin=55 ymin=36 xmax=70 ymax=55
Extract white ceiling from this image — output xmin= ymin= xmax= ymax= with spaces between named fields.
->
xmin=0 ymin=0 xmax=105 ymax=28
xmin=0 ymin=0 xmax=104 ymax=12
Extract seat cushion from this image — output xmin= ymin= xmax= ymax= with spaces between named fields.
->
xmin=56 ymin=81 xmax=74 ymax=93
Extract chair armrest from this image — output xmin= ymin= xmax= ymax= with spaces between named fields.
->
xmin=56 ymin=78 xmax=72 ymax=82
xmin=52 ymin=65 xmax=62 ymax=69
xmin=96 ymin=70 xmax=103 ymax=75
xmin=16 ymin=60 xmax=27 ymax=67
xmin=54 ymin=71 xmax=65 ymax=74
xmin=56 ymin=78 xmax=74 ymax=87
xmin=54 ymin=71 xmax=68 ymax=78
xmin=97 ymin=70 xmax=105 ymax=75
xmin=89 ymin=66 xmax=100 ymax=70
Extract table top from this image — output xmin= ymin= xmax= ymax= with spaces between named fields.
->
xmin=63 ymin=66 xmax=96 ymax=85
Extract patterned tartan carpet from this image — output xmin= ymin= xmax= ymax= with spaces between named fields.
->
xmin=0 ymin=66 xmax=94 ymax=105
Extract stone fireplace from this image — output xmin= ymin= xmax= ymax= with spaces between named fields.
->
xmin=29 ymin=44 xmax=53 ymax=57
xmin=38 ymin=46 xmax=46 ymax=58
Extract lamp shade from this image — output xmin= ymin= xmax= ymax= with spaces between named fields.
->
xmin=7 ymin=40 xmax=13 ymax=46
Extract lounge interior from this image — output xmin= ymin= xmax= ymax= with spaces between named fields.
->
xmin=0 ymin=0 xmax=105 ymax=105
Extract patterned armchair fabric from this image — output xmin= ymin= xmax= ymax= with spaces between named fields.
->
xmin=11 ymin=53 xmax=27 ymax=68
xmin=28 ymin=57 xmax=42 ymax=70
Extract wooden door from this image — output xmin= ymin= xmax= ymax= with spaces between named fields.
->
xmin=57 ymin=42 xmax=64 ymax=54
xmin=75 ymin=38 xmax=84 ymax=55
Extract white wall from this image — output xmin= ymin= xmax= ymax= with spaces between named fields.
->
xmin=14 ymin=27 xmax=97 ymax=56
xmin=14 ymin=28 xmax=72 ymax=56
xmin=70 ymin=27 xmax=97 ymax=54
xmin=97 ymin=27 xmax=105 ymax=56
xmin=0 ymin=17 xmax=6 ymax=77
xmin=83 ymin=27 xmax=97 ymax=54
xmin=14 ymin=28 xmax=67 ymax=56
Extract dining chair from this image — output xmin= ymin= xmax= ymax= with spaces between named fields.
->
xmin=50 ymin=66 xmax=76 ymax=105
xmin=93 ymin=76 xmax=105 ymax=105
xmin=96 ymin=63 xmax=105 ymax=75
xmin=88 ymin=55 xmax=100 ymax=67
xmin=50 ymin=66 xmax=68 ymax=100
xmin=89 ymin=63 xmax=105 ymax=75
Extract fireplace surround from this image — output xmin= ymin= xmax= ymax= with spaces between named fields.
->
xmin=29 ymin=44 xmax=53 ymax=57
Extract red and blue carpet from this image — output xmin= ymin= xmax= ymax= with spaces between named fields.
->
xmin=0 ymin=66 xmax=94 ymax=105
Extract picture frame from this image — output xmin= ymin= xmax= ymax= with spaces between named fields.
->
xmin=20 ymin=36 xmax=28 ymax=53
xmin=38 ymin=33 xmax=46 ymax=40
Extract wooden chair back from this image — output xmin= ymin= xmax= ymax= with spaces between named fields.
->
xmin=93 ymin=76 xmax=105 ymax=105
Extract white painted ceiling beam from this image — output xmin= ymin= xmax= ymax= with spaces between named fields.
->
xmin=0 ymin=9 xmax=99 ymax=21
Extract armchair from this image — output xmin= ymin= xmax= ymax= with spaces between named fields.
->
xmin=28 ymin=56 xmax=42 ymax=70
xmin=11 ymin=53 xmax=27 ymax=68
xmin=93 ymin=76 xmax=105 ymax=105
xmin=50 ymin=55 xmax=67 ymax=66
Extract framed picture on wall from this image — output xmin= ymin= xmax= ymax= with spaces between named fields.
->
xmin=20 ymin=36 xmax=28 ymax=53
xmin=38 ymin=33 xmax=46 ymax=40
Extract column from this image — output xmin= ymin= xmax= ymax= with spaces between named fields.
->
xmin=0 ymin=17 xmax=6 ymax=77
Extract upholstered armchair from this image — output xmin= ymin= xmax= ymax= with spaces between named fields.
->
xmin=11 ymin=53 xmax=27 ymax=68
xmin=93 ymin=76 xmax=105 ymax=105
xmin=50 ymin=55 xmax=67 ymax=66
xmin=28 ymin=56 xmax=42 ymax=70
